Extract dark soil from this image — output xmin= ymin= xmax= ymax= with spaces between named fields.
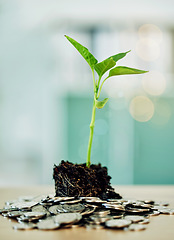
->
xmin=53 ymin=160 xmax=122 ymax=200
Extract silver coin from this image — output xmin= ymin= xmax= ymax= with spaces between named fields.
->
xmin=140 ymin=204 xmax=153 ymax=208
xmin=80 ymin=197 xmax=100 ymax=201
xmin=129 ymin=202 xmax=145 ymax=208
xmin=149 ymin=211 xmax=160 ymax=216
xmin=43 ymin=198 xmax=54 ymax=203
xmin=126 ymin=207 xmax=150 ymax=213
xmin=159 ymin=208 xmax=172 ymax=215
xmin=17 ymin=212 xmax=46 ymax=222
xmin=81 ymin=207 xmax=96 ymax=216
xmin=161 ymin=202 xmax=169 ymax=206
xmin=90 ymin=215 xmax=111 ymax=224
xmin=144 ymin=200 xmax=154 ymax=204
xmin=135 ymin=200 xmax=145 ymax=204
xmin=105 ymin=219 xmax=132 ymax=228
xmin=2 ymin=194 xmax=172 ymax=232
xmin=85 ymin=224 xmax=104 ymax=230
xmin=85 ymin=199 xmax=106 ymax=204
xmin=23 ymin=211 xmax=47 ymax=219
xmin=54 ymin=213 xmax=82 ymax=225
xmin=37 ymin=218 xmax=60 ymax=230
xmin=124 ymin=215 xmax=145 ymax=223
xmin=60 ymin=203 xmax=85 ymax=213
xmin=123 ymin=199 xmax=137 ymax=205
xmin=129 ymin=223 xmax=146 ymax=231
xmin=41 ymin=202 xmax=54 ymax=206
xmin=85 ymin=204 xmax=99 ymax=209
xmin=60 ymin=199 xmax=82 ymax=204
xmin=32 ymin=205 xmax=50 ymax=217
xmin=52 ymin=197 xmax=75 ymax=203
xmin=139 ymin=219 xmax=150 ymax=224
xmin=17 ymin=216 xmax=37 ymax=222
xmin=94 ymin=209 xmax=110 ymax=217
xmin=49 ymin=205 xmax=60 ymax=215
xmin=155 ymin=201 xmax=169 ymax=206
xmin=11 ymin=201 xmax=38 ymax=209
xmin=54 ymin=204 xmax=66 ymax=213
xmin=103 ymin=203 xmax=125 ymax=211
xmin=107 ymin=199 xmax=123 ymax=203
xmin=1 ymin=207 xmax=19 ymax=213
xmin=169 ymin=209 xmax=174 ymax=215
xmin=13 ymin=222 xmax=36 ymax=230
xmin=2 ymin=213 xmax=9 ymax=217
xmin=112 ymin=214 xmax=123 ymax=219
xmin=0 ymin=208 xmax=11 ymax=214
xmin=153 ymin=205 xmax=167 ymax=210
xmin=7 ymin=211 xmax=24 ymax=218
xmin=31 ymin=205 xmax=47 ymax=213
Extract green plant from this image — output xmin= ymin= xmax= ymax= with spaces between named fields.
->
xmin=65 ymin=35 xmax=148 ymax=168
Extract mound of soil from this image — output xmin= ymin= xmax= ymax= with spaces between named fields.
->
xmin=53 ymin=160 xmax=122 ymax=200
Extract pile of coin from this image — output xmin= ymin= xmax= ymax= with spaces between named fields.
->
xmin=0 ymin=194 xmax=174 ymax=231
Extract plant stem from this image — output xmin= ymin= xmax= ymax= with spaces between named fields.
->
xmin=86 ymin=99 xmax=96 ymax=168
xmin=92 ymin=68 xmax=96 ymax=92
xmin=97 ymin=76 xmax=109 ymax=99
xmin=86 ymin=68 xmax=97 ymax=168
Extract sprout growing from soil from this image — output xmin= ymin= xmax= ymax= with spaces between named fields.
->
xmin=65 ymin=35 xmax=148 ymax=168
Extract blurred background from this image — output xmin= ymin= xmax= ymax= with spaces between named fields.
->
xmin=0 ymin=0 xmax=174 ymax=186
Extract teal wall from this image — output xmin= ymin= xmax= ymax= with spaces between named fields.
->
xmin=66 ymin=95 xmax=174 ymax=184
xmin=66 ymin=95 xmax=110 ymax=166
xmin=134 ymin=97 xmax=174 ymax=184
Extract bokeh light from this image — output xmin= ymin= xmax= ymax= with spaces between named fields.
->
xmin=136 ymin=38 xmax=160 ymax=61
xmin=136 ymin=24 xmax=162 ymax=62
xmin=142 ymin=71 xmax=166 ymax=96
xmin=138 ymin=24 xmax=163 ymax=44
xmin=129 ymin=96 xmax=154 ymax=122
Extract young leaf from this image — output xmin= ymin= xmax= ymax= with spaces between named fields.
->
xmin=95 ymin=97 xmax=109 ymax=109
xmin=109 ymin=66 xmax=148 ymax=78
xmin=94 ymin=51 xmax=130 ymax=78
xmin=94 ymin=58 xmax=116 ymax=78
xmin=65 ymin=35 xmax=98 ymax=69
xmin=108 ymin=50 xmax=131 ymax=63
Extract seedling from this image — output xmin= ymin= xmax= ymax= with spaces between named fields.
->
xmin=65 ymin=35 xmax=148 ymax=168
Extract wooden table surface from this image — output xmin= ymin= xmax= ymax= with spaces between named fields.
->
xmin=0 ymin=185 xmax=174 ymax=240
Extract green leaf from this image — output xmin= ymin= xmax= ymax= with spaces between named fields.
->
xmin=108 ymin=50 xmax=131 ymax=63
xmin=94 ymin=58 xmax=116 ymax=78
xmin=94 ymin=51 xmax=130 ymax=78
xmin=109 ymin=66 xmax=148 ymax=78
xmin=95 ymin=97 xmax=109 ymax=109
xmin=65 ymin=35 xmax=98 ymax=69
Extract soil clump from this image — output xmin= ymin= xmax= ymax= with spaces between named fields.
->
xmin=53 ymin=160 xmax=122 ymax=200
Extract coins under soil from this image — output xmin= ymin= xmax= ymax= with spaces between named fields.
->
xmin=0 ymin=193 xmax=173 ymax=232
